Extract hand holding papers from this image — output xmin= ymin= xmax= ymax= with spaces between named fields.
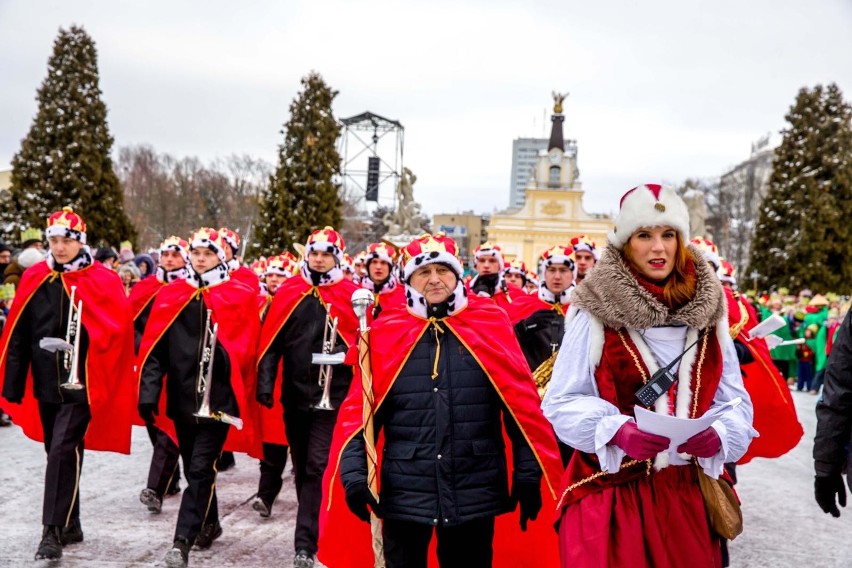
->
xmin=634 ymin=398 xmax=742 ymax=465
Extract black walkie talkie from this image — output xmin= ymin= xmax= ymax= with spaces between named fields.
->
xmin=635 ymin=330 xmax=707 ymax=407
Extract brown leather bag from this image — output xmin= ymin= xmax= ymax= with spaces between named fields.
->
xmin=697 ymin=468 xmax=743 ymax=540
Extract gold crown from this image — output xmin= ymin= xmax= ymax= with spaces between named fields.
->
xmin=46 ymin=206 xmax=86 ymax=232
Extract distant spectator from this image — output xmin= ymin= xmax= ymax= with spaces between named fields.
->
xmin=94 ymin=247 xmax=119 ymax=270
xmin=0 ymin=243 xmax=11 ymax=284
xmin=134 ymin=253 xmax=156 ymax=280
xmin=118 ymin=262 xmax=142 ymax=295
xmin=4 ymin=248 xmax=46 ymax=288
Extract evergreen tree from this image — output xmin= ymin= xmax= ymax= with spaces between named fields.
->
xmin=253 ymin=72 xmax=342 ymax=256
xmin=4 ymin=25 xmax=136 ymax=248
xmin=748 ymin=84 xmax=852 ymax=292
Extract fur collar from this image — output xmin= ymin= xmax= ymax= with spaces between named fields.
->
xmin=571 ymin=244 xmax=726 ymax=330
xmin=47 ymin=246 xmax=93 ymax=273
xmin=404 ymin=280 xmax=468 ymax=320
xmin=538 ymin=282 xmax=574 ymax=305
xmin=187 ymin=262 xmax=230 ymax=289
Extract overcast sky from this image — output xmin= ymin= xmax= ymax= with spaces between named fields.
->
xmin=1 ymin=0 xmax=851 ymax=218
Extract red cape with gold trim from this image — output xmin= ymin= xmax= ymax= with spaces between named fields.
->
xmin=725 ymin=288 xmax=803 ymax=463
xmin=0 ymin=260 xmax=135 ymax=453
xmin=467 ymin=282 xmax=547 ymax=324
xmin=136 ymin=278 xmax=263 ymax=459
xmin=231 ymin=265 xmax=261 ymax=295
xmin=318 ymin=296 xmax=563 ymax=568
xmin=128 ymin=275 xmax=164 ymax=320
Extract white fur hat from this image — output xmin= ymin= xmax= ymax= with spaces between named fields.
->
xmin=608 ymin=184 xmax=690 ymax=249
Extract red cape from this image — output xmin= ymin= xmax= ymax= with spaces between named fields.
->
xmin=136 ymin=278 xmax=263 ymax=459
xmin=467 ymin=282 xmax=545 ymax=324
xmin=231 ymin=265 xmax=261 ymax=295
xmin=128 ymin=275 xmax=164 ymax=320
xmin=725 ymin=288 xmax=803 ymax=463
xmin=319 ymin=297 xmax=563 ymax=568
xmin=0 ymin=261 xmax=135 ymax=453
xmin=374 ymin=285 xmax=405 ymax=314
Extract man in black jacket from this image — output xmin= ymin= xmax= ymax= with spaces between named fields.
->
xmin=814 ymin=311 xmax=852 ymax=517
xmin=336 ymin=234 xmax=557 ymax=568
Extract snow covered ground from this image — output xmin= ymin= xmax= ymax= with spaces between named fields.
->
xmin=0 ymin=388 xmax=849 ymax=567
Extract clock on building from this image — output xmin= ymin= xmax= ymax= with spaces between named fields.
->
xmin=548 ymin=149 xmax=561 ymax=164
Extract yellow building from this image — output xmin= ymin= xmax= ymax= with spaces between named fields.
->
xmin=431 ymin=211 xmax=487 ymax=266
xmin=487 ymin=96 xmax=613 ymax=268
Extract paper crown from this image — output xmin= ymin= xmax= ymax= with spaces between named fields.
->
xmin=218 ymin=227 xmax=240 ymax=252
xmin=160 ymin=235 xmax=189 ymax=262
xmin=570 ymin=235 xmax=597 ymax=257
xmin=540 ymin=244 xmax=575 ymax=269
xmin=400 ymin=233 xmax=463 ymax=281
xmin=366 ymin=242 xmax=398 ymax=266
xmin=353 ymin=250 xmax=368 ymax=264
xmin=265 ymin=253 xmax=299 ymax=277
xmin=341 ymin=253 xmax=355 ymax=271
xmin=20 ymin=227 xmax=43 ymax=244
xmin=525 ymin=270 xmax=539 ymax=284
xmin=46 ymin=207 xmax=87 ymax=243
xmin=690 ymin=236 xmax=720 ymax=269
xmin=609 ymin=184 xmax=690 ymax=249
xmin=189 ymin=227 xmax=227 ymax=262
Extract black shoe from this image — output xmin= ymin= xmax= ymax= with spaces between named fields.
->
xmin=35 ymin=526 xmax=63 ymax=560
xmin=164 ymin=537 xmax=191 ymax=568
xmin=61 ymin=518 xmax=84 ymax=545
xmin=166 ymin=478 xmax=181 ymax=496
xmin=194 ymin=520 xmax=222 ymax=549
xmin=293 ymin=548 xmax=315 ymax=568
xmin=140 ymin=487 xmax=163 ymax=513
xmin=252 ymin=496 xmax=272 ymax=518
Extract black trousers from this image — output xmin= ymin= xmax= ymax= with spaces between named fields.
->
xmin=257 ymin=442 xmax=289 ymax=505
xmin=382 ymin=517 xmax=495 ymax=568
xmin=38 ymin=401 xmax=90 ymax=527
xmin=173 ymin=421 xmax=229 ymax=543
xmin=145 ymin=423 xmax=181 ymax=496
xmin=284 ymin=407 xmax=338 ymax=553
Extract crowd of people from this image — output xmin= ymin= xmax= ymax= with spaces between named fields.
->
xmin=0 ymin=183 xmax=846 ymax=567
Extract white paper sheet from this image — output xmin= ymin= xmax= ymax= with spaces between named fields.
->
xmin=634 ymin=397 xmax=742 ymax=465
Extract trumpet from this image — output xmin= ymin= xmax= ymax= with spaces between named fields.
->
xmin=39 ymin=285 xmax=84 ymax=390
xmin=193 ymin=309 xmax=243 ymax=429
xmin=312 ymin=304 xmax=342 ymax=411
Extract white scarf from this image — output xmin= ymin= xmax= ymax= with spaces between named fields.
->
xmin=538 ymin=282 xmax=574 ymax=306
xmin=187 ymin=262 xmax=230 ymax=289
xmin=46 ymin=246 xmax=93 ymax=273
xmin=404 ymin=280 xmax=468 ymax=320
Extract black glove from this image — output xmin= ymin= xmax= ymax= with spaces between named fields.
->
xmin=257 ymin=393 xmax=274 ymax=409
xmin=138 ymin=403 xmax=158 ymax=424
xmin=512 ymin=481 xmax=542 ymax=531
xmin=815 ymin=474 xmax=847 ymax=518
xmin=344 ymin=482 xmax=383 ymax=523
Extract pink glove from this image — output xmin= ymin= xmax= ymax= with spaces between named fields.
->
xmin=677 ymin=427 xmax=722 ymax=458
xmin=611 ymin=421 xmax=670 ymax=460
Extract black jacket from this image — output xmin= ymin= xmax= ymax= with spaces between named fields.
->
xmin=815 ymin=313 xmax=852 ymax=476
xmin=2 ymin=277 xmax=89 ymax=404
xmin=138 ymin=295 xmax=236 ymax=423
xmin=256 ymin=293 xmax=352 ymax=411
xmin=514 ymin=306 xmax=564 ymax=374
xmin=340 ymin=319 xmax=541 ymax=526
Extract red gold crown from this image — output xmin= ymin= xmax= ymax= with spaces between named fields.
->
xmin=251 ymin=258 xmax=268 ymax=276
xmin=218 ymin=227 xmax=240 ymax=252
xmin=46 ymin=207 xmax=87 ymax=243
xmin=474 ymin=241 xmax=501 ymax=257
xmin=266 ymin=253 xmax=298 ymax=277
xmin=504 ymin=258 xmax=527 ymax=274
xmin=540 ymin=244 xmax=575 ymax=271
xmin=366 ymin=242 xmax=398 ymax=265
xmin=570 ymin=234 xmax=597 ymax=253
xmin=190 ymin=227 xmax=227 ymax=262
xmin=690 ymin=235 xmax=721 ymax=269
xmin=400 ymin=233 xmax=463 ymax=281
xmin=160 ymin=235 xmax=189 ymax=252
xmin=306 ymin=226 xmax=345 ymax=251
xmin=720 ymin=259 xmax=735 ymax=278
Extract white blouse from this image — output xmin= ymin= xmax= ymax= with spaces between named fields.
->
xmin=541 ymin=309 xmax=757 ymax=478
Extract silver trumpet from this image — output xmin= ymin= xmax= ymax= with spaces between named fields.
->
xmin=39 ymin=285 xmax=84 ymax=390
xmin=312 ymin=304 xmax=343 ymax=411
xmin=193 ymin=309 xmax=243 ymax=430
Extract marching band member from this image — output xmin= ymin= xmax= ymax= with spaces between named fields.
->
xmin=131 ymin=236 xmax=190 ymax=514
xmin=256 ymin=226 xmax=360 ymax=568
xmin=361 ymin=242 xmax=404 ymax=319
xmin=137 ymin=228 xmax=262 ymax=568
xmin=569 ymin=235 xmax=598 ymax=284
xmin=220 ymin=227 xmax=260 ymax=294
xmin=542 ymin=185 xmax=756 ymax=568
xmin=0 ymin=207 xmax=135 ymax=560
xmin=320 ymin=233 xmax=562 ymax=568
xmin=253 ymin=252 xmax=299 ymax=518
xmin=502 ymin=258 xmax=528 ymax=290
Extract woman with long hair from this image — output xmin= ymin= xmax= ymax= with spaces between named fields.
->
xmin=542 ymin=184 xmax=756 ymax=567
